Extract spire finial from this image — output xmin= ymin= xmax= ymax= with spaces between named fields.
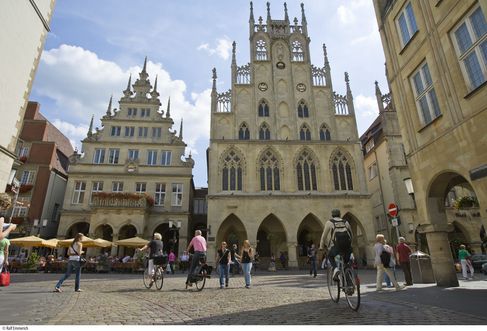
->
xmin=375 ymin=81 xmax=385 ymax=113
xmin=212 ymin=68 xmax=217 ymax=91
xmin=375 ymin=81 xmax=381 ymax=95
xmin=323 ymin=44 xmax=329 ymax=65
xmin=106 ymin=95 xmax=113 ymax=116
xmin=142 ymin=56 xmax=148 ymax=73
xmin=266 ymin=2 xmax=271 ymax=21
xmin=284 ymin=2 xmax=289 ymax=22
xmin=232 ymin=41 xmax=237 ymax=65
xmin=301 ymin=3 xmax=307 ymax=23
xmin=87 ymin=114 xmax=94 ymax=137
xmin=249 ymin=1 xmax=254 ymax=22
xmin=179 ymin=118 xmax=183 ymax=139
xmin=166 ymin=97 xmax=171 ymax=118
xmin=153 ymin=75 xmax=158 ymax=92
xmin=124 ymin=74 xmax=132 ymax=96
xmin=345 ymin=72 xmax=350 ymax=89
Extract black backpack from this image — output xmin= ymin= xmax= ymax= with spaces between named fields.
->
xmin=330 ymin=219 xmax=352 ymax=252
xmin=380 ymin=250 xmax=391 ymax=268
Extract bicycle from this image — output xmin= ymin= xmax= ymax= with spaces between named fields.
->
xmin=327 ymin=254 xmax=361 ymax=311
xmin=186 ymin=254 xmax=212 ymax=291
xmin=143 ymin=255 xmax=167 ymax=290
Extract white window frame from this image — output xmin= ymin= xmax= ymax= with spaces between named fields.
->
xmin=72 ymin=181 xmax=86 ymax=204
xmin=410 ymin=62 xmax=441 ymax=125
xmin=112 ymin=181 xmax=124 ymax=192
xmin=108 ymin=148 xmax=120 ymax=164
xmin=91 ymin=181 xmax=104 ymax=203
xmin=111 ymin=126 xmax=121 ymax=136
xmin=128 ymin=149 xmax=139 ymax=161
xmin=171 ymin=183 xmax=183 ymax=206
xmin=124 ymin=126 xmax=135 ymax=137
xmin=19 ymin=146 xmax=30 ymax=158
xmin=368 ymin=163 xmax=378 ymax=180
xmin=93 ymin=148 xmax=105 ymax=164
xmin=135 ymin=182 xmax=146 ymax=193
xmin=128 ymin=108 xmax=137 ymax=117
xmin=451 ymin=5 xmax=487 ymax=92
xmin=161 ymin=151 xmax=172 ymax=166
xmin=152 ymin=127 xmax=162 ymax=138
xmin=396 ymin=2 xmax=418 ymax=47
xmin=12 ymin=197 xmax=30 ymax=217
xmin=155 ymin=183 xmax=166 ymax=206
xmin=20 ymin=170 xmax=35 ymax=185
xmin=138 ymin=127 xmax=148 ymax=137
xmin=147 ymin=150 xmax=157 ymax=166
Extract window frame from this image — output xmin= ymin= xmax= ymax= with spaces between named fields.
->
xmin=108 ymin=148 xmax=120 ymax=164
xmin=161 ymin=150 xmax=172 ymax=166
xmin=20 ymin=170 xmax=36 ymax=185
xmin=93 ymin=148 xmax=106 ymax=164
xmin=410 ymin=62 xmax=442 ymax=126
xmin=147 ymin=150 xmax=158 ymax=166
xmin=171 ymin=183 xmax=183 ymax=206
xmin=72 ymin=181 xmax=86 ymax=204
xmin=395 ymin=1 xmax=419 ymax=48
xmin=155 ymin=183 xmax=166 ymax=206
xmin=112 ymin=181 xmax=124 ymax=192
xmin=111 ymin=126 xmax=121 ymax=137
xmin=90 ymin=181 xmax=103 ymax=203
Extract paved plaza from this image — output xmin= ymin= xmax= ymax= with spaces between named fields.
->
xmin=1 ymin=269 xmax=486 ymax=325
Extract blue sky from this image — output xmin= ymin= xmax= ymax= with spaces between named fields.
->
xmin=30 ymin=0 xmax=387 ymax=188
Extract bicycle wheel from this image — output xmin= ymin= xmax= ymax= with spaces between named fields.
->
xmin=344 ymin=267 xmax=360 ymax=311
xmin=143 ymin=268 xmax=153 ymax=289
xmin=327 ymin=266 xmax=340 ymax=303
xmin=194 ymin=270 xmax=206 ymax=291
xmin=155 ymin=266 xmax=164 ymax=290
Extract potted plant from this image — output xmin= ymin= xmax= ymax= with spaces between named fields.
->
xmin=24 ymin=251 xmax=40 ymax=272
xmin=454 ymin=196 xmax=479 ymax=210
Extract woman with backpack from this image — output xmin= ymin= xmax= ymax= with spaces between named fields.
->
xmin=374 ymin=234 xmax=404 ymax=291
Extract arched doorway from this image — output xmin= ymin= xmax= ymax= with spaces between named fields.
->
xmin=343 ymin=212 xmax=368 ymax=267
xmin=66 ymin=222 xmax=90 ymax=238
xmin=257 ymin=214 xmax=287 ymax=268
xmin=118 ymin=224 xmax=137 ymax=257
xmin=296 ymin=213 xmax=323 ymax=269
xmin=94 ymin=224 xmax=113 ymax=254
xmin=216 ymin=214 xmax=247 ymax=251
xmin=154 ymin=223 xmax=173 ymax=254
xmin=449 ymin=221 xmax=469 ymax=259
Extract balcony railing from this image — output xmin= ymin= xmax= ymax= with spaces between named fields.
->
xmin=91 ymin=192 xmax=154 ymax=208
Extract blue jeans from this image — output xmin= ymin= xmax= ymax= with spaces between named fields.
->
xmin=384 ymin=266 xmax=396 ymax=287
xmin=309 ymin=257 xmax=317 ymax=276
xmin=55 ymin=260 xmax=81 ymax=291
xmin=242 ymin=262 xmax=252 ymax=287
xmin=186 ymin=252 xmax=206 ymax=284
xmin=218 ymin=264 xmax=229 ymax=286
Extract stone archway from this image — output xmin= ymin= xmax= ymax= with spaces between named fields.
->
xmin=118 ymin=224 xmax=137 ymax=257
xmin=94 ymin=224 xmax=113 ymax=254
xmin=66 ymin=222 xmax=90 ymax=238
xmin=216 ymin=214 xmax=247 ymax=252
xmin=296 ymin=213 xmax=323 ymax=269
xmin=343 ymin=212 xmax=368 ymax=267
xmin=257 ymin=214 xmax=287 ymax=268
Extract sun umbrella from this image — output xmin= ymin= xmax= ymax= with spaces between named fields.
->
xmin=57 ymin=236 xmax=94 ymax=247
xmin=84 ymin=238 xmax=113 ymax=248
xmin=41 ymin=238 xmax=59 ymax=248
xmin=115 ymin=236 xmax=148 ymax=247
xmin=9 ymin=235 xmax=45 ymax=247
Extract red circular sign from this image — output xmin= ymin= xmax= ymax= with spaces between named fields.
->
xmin=388 ymin=203 xmax=398 ymax=217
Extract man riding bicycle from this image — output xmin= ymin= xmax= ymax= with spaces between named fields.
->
xmin=319 ymin=209 xmax=353 ymax=280
xmin=138 ymin=232 xmax=164 ymax=276
xmin=185 ymin=230 xmax=207 ymax=288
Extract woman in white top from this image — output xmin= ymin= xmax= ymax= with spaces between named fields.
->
xmin=55 ymin=233 xmax=84 ymax=292
xmin=374 ymin=234 xmax=404 ymax=291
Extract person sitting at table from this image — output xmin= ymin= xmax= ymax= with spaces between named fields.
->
xmin=122 ymin=255 xmax=131 ymax=263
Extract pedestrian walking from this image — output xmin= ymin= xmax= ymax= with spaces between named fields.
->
xmin=268 ymin=253 xmax=276 ymax=272
xmin=396 ymin=237 xmax=413 ymax=286
xmin=180 ymin=251 xmax=189 ymax=273
xmin=458 ymin=244 xmax=474 ymax=280
xmin=216 ymin=241 xmax=231 ymax=288
xmin=383 ymin=240 xmax=397 ymax=287
xmin=168 ymin=249 xmax=176 ymax=274
xmin=230 ymin=244 xmax=240 ymax=275
xmin=240 ymin=240 xmax=254 ymax=288
xmin=374 ymin=234 xmax=404 ymax=291
xmin=54 ymin=233 xmax=85 ymax=292
xmin=307 ymin=243 xmax=317 ymax=278
xmin=279 ymin=251 xmax=286 ymax=270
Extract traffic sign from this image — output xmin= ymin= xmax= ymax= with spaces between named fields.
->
xmin=391 ymin=218 xmax=398 ymax=227
xmin=388 ymin=203 xmax=398 ymax=217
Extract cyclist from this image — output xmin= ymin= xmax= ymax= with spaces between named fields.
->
xmin=185 ymin=230 xmax=207 ymax=287
xmin=319 ymin=208 xmax=353 ymax=281
xmin=138 ymin=232 xmax=164 ymax=277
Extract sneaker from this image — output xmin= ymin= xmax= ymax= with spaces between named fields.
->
xmin=225 ymin=283 xmax=228 ymax=287
xmin=245 ymin=285 xmax=250 ymax=289
xmin=75 ymin=289 xmax=83 ymax=292
xmin=54 ymin=287 xmax=62 ymax=293
xmin=332 ymin=268 xmax=339 ymax=281
xmin=220 ymin=285 xmax=224 ymax=289
xmin=395 ymin=285 xmax=406 ymax=291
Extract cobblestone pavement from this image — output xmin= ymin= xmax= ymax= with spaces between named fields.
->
xmin=1 ymin=269 xmax=486 ymax=325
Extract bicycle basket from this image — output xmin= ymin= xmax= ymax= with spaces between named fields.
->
xmin=153 ymin=255 xmax=167 ymax=266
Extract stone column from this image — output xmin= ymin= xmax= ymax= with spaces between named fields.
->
xmin=287 ymin=242 xmax=298 ymax=269
xmin=206 ymin=241 xmax=217 ymax=265
xmin=111 ymin=234 xmax=119 ymax=256
xmin=421 ymin=224 xmax=459 ymax=287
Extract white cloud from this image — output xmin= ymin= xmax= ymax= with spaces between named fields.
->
xmin=35 ymin=44 xmax=211 ymax=157
xmin=354 ymin=94 xmax=379 ymax=135
xmin=337 ymin=5 xmax=355 ymax=25
xmin=197 ymin=36 xmax=233 ymax=60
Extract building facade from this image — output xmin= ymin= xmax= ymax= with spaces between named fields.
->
xmin=0 ymin=0 xmax=56 ymax=191
xmin=373 ymin=0 xmax=487 ymax=286
xmin=207 ymin=3 xmax=374 ymax=267
xmin=57 ymin=59 xmax=194 ymax=256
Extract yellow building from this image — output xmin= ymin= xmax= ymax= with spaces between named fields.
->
xmin=58 ymin=59 xmax=194 ymax=256
xmin=207 ymin=3 xmax=374 ymax=268
xmin=373 ymin=0 xmax=487 ymax=286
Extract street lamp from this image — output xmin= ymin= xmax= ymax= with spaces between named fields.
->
xmin=403 ymin=177 xmax=416 ymax=208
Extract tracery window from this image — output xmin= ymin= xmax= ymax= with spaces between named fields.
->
xmin=297 ymin=100 xmax=309 ymax=118
xmin=259 ymin=150 xmax=280 ymax=191
xmin=222 ymin=150 xmax=243 ymax=191
xmin=238 ymin=123 xmax=250 ymax=140
xmin=292 ymin=40 xmax=304 ymax=61
xmin=258 ymin=100 xmax=270 ymax=117
xmin=296 ymin=150 xmax=317 ymax=191
xmin=256 ymin=39 xmax=268 ymax=61
xmin=331 ymin=151 xmax=354 ymax=191
xmin=299 ymin=124 xmax=311 ymax=141
xmin=259 ymin=123 xmax=271 ymax=140
xmin=319 ymin=124 xmax=331 ymax=141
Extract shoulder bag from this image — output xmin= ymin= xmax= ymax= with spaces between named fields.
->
xmin=0 ymin=265 xmax=10 ymax=286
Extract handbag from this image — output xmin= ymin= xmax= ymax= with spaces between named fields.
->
xmin=71 ymin=244 xmax=87 ymax=267
xmin=0 ymin=265 xmax=10 ymax=286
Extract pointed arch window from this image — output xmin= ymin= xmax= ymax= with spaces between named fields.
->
xmin=256 ymin=39 xmax=268 ymax=61
xmin=222 ymin=150 xmax=243 ymax=191
xmin=296 ymin=150 xmax=317 ymax=191
xmin=258 ymin=100 xmax=270 ymax=117
xmin=259 ymin=150 xmax=280 ymax=191
xmin=297 ymin=100 xmax=309 ymax=118
xmin=259 ymin=123 xmax=271 ymax=140
xmin=319 ymin=124 xmax=331 ymax=141
xmin=299 ymin=124 xmax=311 ymax=141
xmin=239 ymin=123 xmax=250 ymax=140
xmin=291 ymin=40 xmax=304 ymax=62
xmin=332 ymin=151 xmax=354 ymax=191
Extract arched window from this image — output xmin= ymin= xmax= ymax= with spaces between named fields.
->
xmin=258 ymin=100 xmax=270 ymax=117
xmin=331 ymin=151 xmax=354 ymax=191
xmin=222 ymin=150 xmax=243 ymax=191
xmin=296 ymin=150 xmax=317 ymax=191
xmin=319 ymin=124 xmax=331 ymax=141
xmin=299 ymin=124 xmax=311 ymax=141
xmin=238 ymin=123 xmax=250 ymax=140
xmin=259 ymin=123 xmax=271 ymax=140
xmin=256 ymin=39 xmax=268 ymax=61
xmin=297 ymin=100 xmax=309 ymax=118
xmin=259 ymin=150 xmax=280 ymax=191
xmin=291 ymin=40 xmax=304 ymax=62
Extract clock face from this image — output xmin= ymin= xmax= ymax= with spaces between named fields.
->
xmin=258 ymin=82 xmax=268 ymax=92
xmin=296 ymin=83 xmax=306 ymax=92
